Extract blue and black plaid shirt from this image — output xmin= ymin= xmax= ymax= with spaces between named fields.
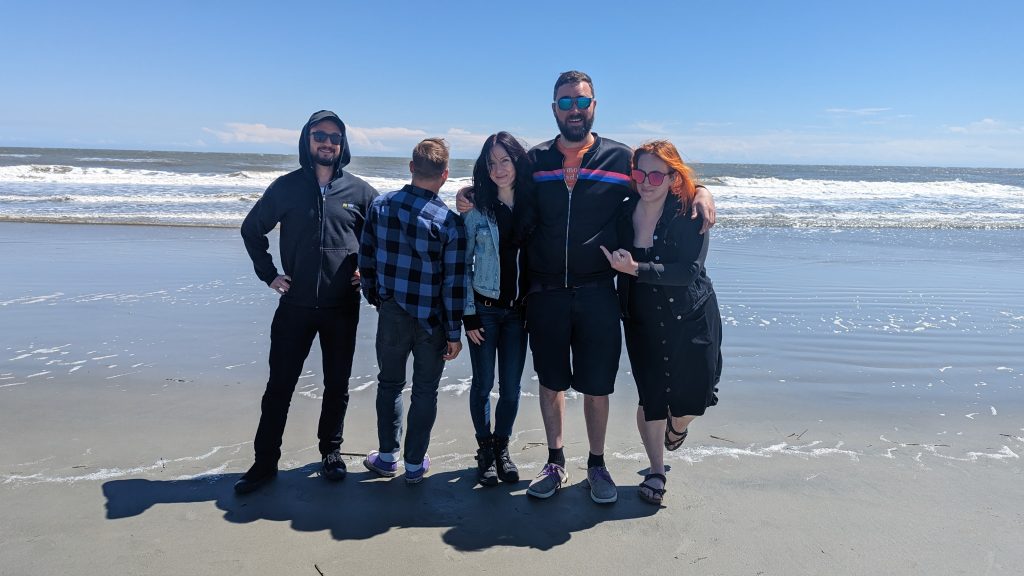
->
xmin=359 ymin=184 xmax=468 ymax=341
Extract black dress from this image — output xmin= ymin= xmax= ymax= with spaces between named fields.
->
xmin=619 ymin=196 xmax=722 ymax=421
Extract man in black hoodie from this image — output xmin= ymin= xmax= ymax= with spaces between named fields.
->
xmin=235 ymin=110 xmax=378 ymax=494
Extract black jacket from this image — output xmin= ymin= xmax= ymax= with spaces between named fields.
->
xmin=519 ymin=134 xmax=633 ymax=287
xmin=241 ymin=110 xmax=378 ymax=308
xmin=616 ymin=193 xmax=716 ymax=321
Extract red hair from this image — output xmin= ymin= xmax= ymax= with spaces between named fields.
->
xmin=632 ymin=140 xmax=697 ymax=214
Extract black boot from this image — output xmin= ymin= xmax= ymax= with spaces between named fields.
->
xmin=234 ymin=461 xmax=278 ymax=495
xmin=475 ymin=435 xmax=498 ymax=487
xmin=493 ymin=435 xmax=519 ymax=483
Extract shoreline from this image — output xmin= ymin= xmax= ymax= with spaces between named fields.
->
xmin=0 ymin=216 xmax=240 ymax=229
xmin=3 ymin=217 xmax=1024 ymax=230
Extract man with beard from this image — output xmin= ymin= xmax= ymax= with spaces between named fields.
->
xmin=517 ymin=71 xmax=716 ymax=504
xmin=236 ymin=110 xmax=378 ymax=494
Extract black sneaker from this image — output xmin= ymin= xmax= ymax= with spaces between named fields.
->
xmin=322 ymin=450 xmax=347 ymax=482
xmin=475 ymin=443 xmax=498 ymax=487
xmin=493 ymin=436 xmax=519 ymax=483
xmin=233 ymin=462 xmax=278 ymax=494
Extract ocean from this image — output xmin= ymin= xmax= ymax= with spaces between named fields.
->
xmin=2 ymin=146 xmax=1022 ymax=229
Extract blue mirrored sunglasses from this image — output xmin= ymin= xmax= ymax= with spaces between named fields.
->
xmin=556 ymin=96 xmax=593 ymax=111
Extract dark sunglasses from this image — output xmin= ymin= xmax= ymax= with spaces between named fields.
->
xmin=311 ymin=131 xmax=343 ymax=145
xmin=631 ymin=169 xmax=671 ymax=186
xmin=556 ymin=96 xmax=593 ymax=111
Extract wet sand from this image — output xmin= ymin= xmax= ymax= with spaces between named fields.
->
xmin=1 ymin=222 xmax=1022 ymax=574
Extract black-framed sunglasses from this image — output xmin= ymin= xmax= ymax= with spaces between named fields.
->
xmin=556 ymin=96 xmax=593 ymax=111
xmin=311 ymin=131 xmax=343 ymax=145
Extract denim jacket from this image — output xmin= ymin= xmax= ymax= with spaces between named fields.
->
xmin=462 ymin=207 xmax=502 ymax=316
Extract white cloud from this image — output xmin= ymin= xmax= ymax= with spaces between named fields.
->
xmin=602 ymin=128 xmax=1024 ymax=168
xmin=443 ymin=128 xmax=489 ymax=150
xmin=202 ymin=122 xmax=444 ymax=154
xmin=344 ymin=126 xmax=489 ymax=155
xmin=629 ymin=122 xmax=671 ymax=134
xmin=826 ymin=107 xmax=892 ymax=116
xmin=202 ymin=123 xmax=299 ymax=145
xmin=948 ymin=118 xmax=1023 ymax=135
xmin=345 ymin=126 xmax=428 ymax=152
xmin=200 ymin=118 xmax=1023 ymax=167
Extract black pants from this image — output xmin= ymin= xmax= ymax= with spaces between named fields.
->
xmin=253 ymin=299 xmax=359 ymax=465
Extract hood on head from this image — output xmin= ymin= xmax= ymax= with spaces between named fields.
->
xmin=299 ymin=110 xmax=351 ymax=178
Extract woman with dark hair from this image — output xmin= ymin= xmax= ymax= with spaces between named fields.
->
xmin=601 ymin=140 xmax=723 ymax=505
xmin=462 ymin=131 xmax=533 ymax=486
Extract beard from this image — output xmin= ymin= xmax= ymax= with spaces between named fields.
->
xmin=313 ymin=148 xmax=337 ymax=167
xmin=556 ymin=113 xmax=594 ymax=143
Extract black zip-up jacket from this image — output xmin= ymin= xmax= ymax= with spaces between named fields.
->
xmin=615 ymin=193 xmax=715 ymax=321
xmin=519 ymin=133 xmax=633 ymax=287
xmin=241 ymin=110 xmax=378 ymax=308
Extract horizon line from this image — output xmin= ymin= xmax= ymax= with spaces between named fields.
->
xmin=2 ymin=144 xmax=1021 ymax=172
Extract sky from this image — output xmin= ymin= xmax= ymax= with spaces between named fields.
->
xmin=2 ymin=1 xmax=1022 ymax=167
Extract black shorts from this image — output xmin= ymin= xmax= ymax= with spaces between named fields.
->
xmin=525 ymin=281 xmax=621 ymax=396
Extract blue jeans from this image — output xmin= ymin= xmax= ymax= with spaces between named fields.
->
xmin=467 ymin=305 xmax=527 ymax=438
xmin=374 ymin=299 xmax=446 ymax=466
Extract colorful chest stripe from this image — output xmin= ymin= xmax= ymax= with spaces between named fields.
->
xmin=533 ymin=168 xmax=631 ymax=185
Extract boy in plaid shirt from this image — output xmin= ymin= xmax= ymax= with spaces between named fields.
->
xmin=359 ymin=138 xmax=467 ymax=483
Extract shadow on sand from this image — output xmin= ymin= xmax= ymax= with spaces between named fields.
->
xmin=102 ymin=463 xmax=660 ymax=551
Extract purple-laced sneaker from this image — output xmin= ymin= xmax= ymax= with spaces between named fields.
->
xmin=363 ymin=450 xmax=399 ymax=477
xmin=586 ymin=465 xmax=617 ymax=504
xmin=404 ymin=454 xmax=430 ymax=484
xmin=526 ymin=462 xmax=568 ymax=499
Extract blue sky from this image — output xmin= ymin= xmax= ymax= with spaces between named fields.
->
xmin=2 ymin=1 xmax=1022 ymax=167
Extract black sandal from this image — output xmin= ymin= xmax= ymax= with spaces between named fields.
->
xmin=664 ymin=418 xmax=688 ymax=451
xmin=638 ymin=473 xmax=667 ymax=505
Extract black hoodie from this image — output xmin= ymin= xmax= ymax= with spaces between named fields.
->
xmin=241 ymin=110 xmax=378 ymax=308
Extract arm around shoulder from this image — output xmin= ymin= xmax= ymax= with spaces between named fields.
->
xmin=691 ymin=185 xmax=716 ymax=234
xmin=462 ymin=210 xmax=479 ymax=316
xmin=441 ymin=213 xmax=469 ymax=341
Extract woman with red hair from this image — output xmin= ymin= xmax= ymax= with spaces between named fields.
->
xmin=601 ymin=140 xmax=723 ymax=505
